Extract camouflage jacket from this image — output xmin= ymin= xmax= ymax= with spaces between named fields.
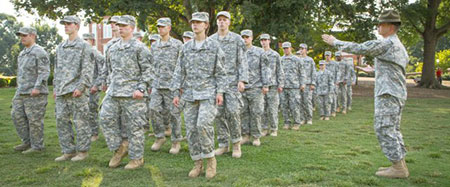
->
xmin=299 ymin=56 xmax=316 ymax=85
xmin=315 ymin=69 xmax=334 ymax=95
xmin=16 ymin=44 xmax=50 ymax=94
xmin=54 ymin=37 xmax=93 ymax=96
xmin=151 ymin=37 xmax=183 ymax=89
xmin=106 ymin=38 xmax=152 ymax=97
xmin=334 ymin=34 xmax=408 ymax=100
xmin=336 ymin=60 xmax=349 ymax=83
xmin=344 ymin=58 xmax=356 ymax=85
xmin=210 ymin=31 xmax=248 ymax=92
xmin=281 ymin=54 xmax=306 ymax=89
xmin=170 ymin=38 xmax=227 ymax=102
xmin=102 ymin=37 xmax=121 ymax=86
xmin=263 ymin=48 xmax=284 ymax=88
xmin=90 ymin=47 xmax=105 ymax=87
xmin=245 ymin=46 xmax=270 ymax=89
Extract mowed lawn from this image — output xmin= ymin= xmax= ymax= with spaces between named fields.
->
xmin=0 ymin=87 xmax=449 ymax=187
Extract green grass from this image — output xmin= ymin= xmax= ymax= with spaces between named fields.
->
xmin=0 ymin=87 xmax=449 ymax=186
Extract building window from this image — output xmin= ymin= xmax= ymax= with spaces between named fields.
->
xmin=103 ymin=20 xmax=112 ymax=39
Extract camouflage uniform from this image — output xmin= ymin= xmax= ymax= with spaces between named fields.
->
xmin=87 ymin=45 xmax=105 ymax=136
xmin=280 ymin=54 xmax=305 ymax=126
xmin=262 ymin=49 xmax=284 ymax=131
xmin=325 ymin=58 xmax=340 ymax=114
xmin=149 ymin=36 xmax=183 ymax=142
xmin=333 ymin=34 xmax=408 ymax=162
xmin=54 ymin=36 xmax=93 ymax=154
xmin=345 ymin=58 xmax=356 ymax=109
xmin=241 ymin=45 xmax=270 ymax=138
xmin=336 ymin=57 xmax=349 ymax=111
xmin=11 ymin=37 xmax=50 ymax=150
xmin=99 ymin=16 xmax=153 ymax=160
xmin=299 ymin=56 xmax=316 ymax=122
xmin=170 ymin=38 xmax=227 ymax=160
xmin=210 ymin=31 xmax=248 ymax=148
xmin=315 ymin=67 xmax=333 ymax=117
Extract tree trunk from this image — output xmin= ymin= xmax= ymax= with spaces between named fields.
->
xmin=419 ymin=32 xmax=441 ymax=88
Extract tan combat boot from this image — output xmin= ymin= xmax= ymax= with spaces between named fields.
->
xmin=214 ymin=146 xmax=229 ymax=156
xmin=291 ymin=124 xmax=300 ymax=131
xmin=14 ymin=143 xmax=30 ymax=151
xmin=188 ymin=160 xmax=203 ymax=178
xmin=336 ymin=107 xmax=341 ymax=113
xmin=232 ymin=142 xmax=242 ymax=158
xmin=164 ymin=128 xmax=172 ymax=137
xmin=169 ymin=141 xmax=181 ymax=154
xmin=55 ymin=153 xmax=76 ymax=162
xmin=307 ymin=120 xmax=313 ymax=125
xmin=320 ymin=116 xmax=324 ymax=120
xmin=342 ymin=110 xmax=347 ymax=114
xmin=241 ymin=135 xmax=250 ymax=145
xmin=331 ymin=112 xmax=336 ymax=117
xmin=109 ymin=140 xmax=129 ymax=168
xmin=71 ymin=152 xmax=89 ymax=161
xmin=252 ymin=138 xmax=261 ymax=146
xmin=206 ymin=157 xmax=217 ymax=179
xmin=300 ymin=120 xmax=306 ymax=125
xmin=375 ymin=159 xmax=409 ymax=178
xmin=270 ymin=130 xmax=278 ymax=137
xmin=90 ymin=135 xmax=99 ymax=142
xmin=151 ymin=137 xmax=166 ymax=151
xmin=324 ymin=117 xmax=330 ymax=121
xmin=261 ymin=129 xmax=268 ymax=136
xmin=124 ymin=158 xmax=144 ymax=170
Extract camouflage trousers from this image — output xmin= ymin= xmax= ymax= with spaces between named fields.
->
xmin=55 ymin=93 xmax=91 ymax=154
xmin=337 ymin=83 xmax=347 ymax=110
xmin=317 ymin=94 xmax=331 ymax=117
xmin=100 ymin=96 xmax=147 ymax=159
xmin=280 ymin=88 xmax=302 ymax=126
xmin=346 ymin=85 xmax=353 ymax=109
xmin=330 ymin=87 xmax=338 ymax=113
xmin=216 ymin=91 xmax=243 ymax=148
xmin=263 ymin=87 xmax=280 ymax=131
xmin=301 ymin=85 xmax=314 ymax=122
xmin=241 ymin=88 xmax=264 ymax=138
xmin=88 ymin=91 xmax=100 ymax=136
xmin=149 ymin=89 xmax=183 ymax=142
xmin=11 ymin=94 xmax=48 ymax=150
xmin=374 ymin=94 xmax=406 ymax=162
xmin=184 ymin=99 xmax=217 ymax=161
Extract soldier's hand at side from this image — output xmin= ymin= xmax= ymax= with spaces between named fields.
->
xmin=102 ymin=85 xmax=108 ymax=92
xmin=300 ymin=85 xmax=305 ymax=91
xmin=148 ymin=88 xmax=152 ymax=95
xmin=53 ymin=92 xmax=56 ymax=99
xmin=173 ymin=96 xmax=180 ymax=107
xmin=238 ymin=81 xmax=245 ymax=92
xmin=277 ymin=87 xmax=283 ymax=93
xmin=262 ymin=87 xmax=269 ymax=95
xmin=90 ymin=86 xmax=98 ymax=94
xmin=132 ymin=90 xmax=144 ymax=99
xmin=310 ymin=85 xmax=315 ymax=91
xmin=72 ymin=89 xmax=82 ymax=98
xmin=216 ymin=94 xmax=223 ymax=106
xmin=30 ymin=89 xmax=40 ymax=97
xmin=180 ymin=88 xmax=184 ymax=95
xmin=322 ymin=34 xmax=336 ymax=46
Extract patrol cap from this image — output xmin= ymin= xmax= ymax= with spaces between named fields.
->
xmin=108 ymin=16 xmax=121 ymax=24
xmin=150 ymin=34 xmax=160 ymax=41
xmin=157 ymin=17 xmax=171 ymax=27
xmin=240 ymin=29 xmax=253 ymax=37
xmin=133 ymin=32 xmax=143 ymax=38
xmin=15 ymin=26 xmax=37 ymax=36
xmin=59 ymin=15 xmax=81 ymax=25
xmin=82 ymin=33 xmax=95 ymax=40
xmin=282 ymin=42 xmax=292 ymax=48
xmin=190 ymin=12 xmax=209 ymax=23
xmin=116 ymin=15 xmax=136 ymax=27
xmin=216 ymin=11 xmax=231 ymax=19
xmin=299 ymin=43 xmax=307 ymax=49
xmin=259 ymin=34 xmax=270 ymax=40
xmin=324 ymin=51 xmax=332 ymax=56
xmin=319 ymin=60 xmax=326 ymax=65
xmin=335 ymin=51 xmax=342 ymax=57
xmin=378 ymin=9 xmax=401 ymax=24
xmin=182 ymin=31 xmax=194 ymax=39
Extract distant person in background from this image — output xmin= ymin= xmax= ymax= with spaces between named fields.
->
xmin=436 ymin=67 xmax=442 ymax=85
